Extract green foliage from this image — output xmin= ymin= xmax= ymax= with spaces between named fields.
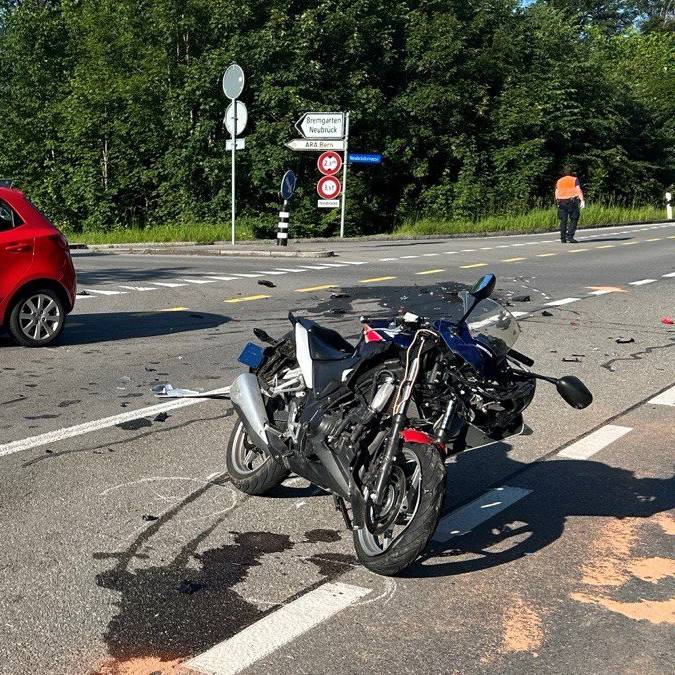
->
xmin=0 ymin=0 xmax=673 ymax=236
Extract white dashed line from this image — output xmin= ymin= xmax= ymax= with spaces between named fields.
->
xmin=151 ymin=281 xmax=187 ymax=288
xmin=252 ymin=270 xmax=288 ymax=275
xmin=400 ymin=255 xmax=419 ymax=259
xmin=545 ymin=297 xmax=580 ymax=306
xmin=379 ymin=257 xmax=398 ymax=261
xmin=0 ymin=387 xmax=231 ymax=458
xmin=206 ymin=276 xmax=237 ymax=281
xmin=118 ymin=285 xmax=158 ymax=292
xmin=341 ymin=261 xmax=367 ymax=265
xmin=320 ymin=263 xmax=350 ymax=267
xmin=433 ymin=486 xmax=532 ymax=544
xmin=649 ymin=385 xmax=675 ymax=407
xmin=423 ymin=253 xmax=440 ymax=257
xmin=274 ymin=268 xmax=306 ymax=273
xmin=229 ymin=273 xmax=263 ymax=279
xmin=298 ymin=265 xmax=334 ymax=270
xmin=629 ymin=279 xmax=656 ymax=286
xmin=661 ymin=272 xmax=675 ymax=278
xmin=185 ymin=583 xmax=371 ymax=675
xmin=182 ymin=277 xmax=218 ymax=283
xmin=557 ymin=425 xmax=632 ymax=460
xmin=82 ymin=289 xmax=126 ymax=296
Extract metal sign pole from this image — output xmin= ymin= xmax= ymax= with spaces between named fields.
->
xmin=231 ymin=99 xmax=237 ymax=246
xmin=339 ymin=111 xmax=350 ymax=238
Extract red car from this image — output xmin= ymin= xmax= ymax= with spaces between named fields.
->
xmin=0 ymin=183 xmax=76 ymax=346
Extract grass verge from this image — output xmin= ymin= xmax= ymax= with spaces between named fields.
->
xmin=393 ymin=204 xmax=664 ymax=236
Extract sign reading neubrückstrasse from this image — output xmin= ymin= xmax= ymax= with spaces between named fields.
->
xmin=295 ymin=112 xmax=345 ymax=140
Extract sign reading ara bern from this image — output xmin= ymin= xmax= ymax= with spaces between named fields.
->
xmin=295 ymin=112 xmax=345 ymax=140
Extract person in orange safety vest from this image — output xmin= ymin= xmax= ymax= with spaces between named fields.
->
xmin=555 ymin=167 xmax=585 ymax=243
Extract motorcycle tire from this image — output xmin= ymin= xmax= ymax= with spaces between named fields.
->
xmin=226 ymin=418 xmax=289 ymax=495
xmin=352 ymin=442 xmax=445 ymax=576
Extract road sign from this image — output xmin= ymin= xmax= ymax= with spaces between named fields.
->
xmin=225 ymin=101 xmax=248 ymax=136
xmin=280 ymin=170 xmax=297 ymax=200
xmin=318 ymin=199 xmax=340 ymax=209
xmin=295 ymin=112 xmax=344 ymax=139
xmin=317 ymin=151 xmax=342 ymax=176
xmin=286 ymin=139 xmax=345 ymax=152
xmin=317 ymin=175 xmax=341 ymax=200
xmin=225 ymin=138 xmax=245 ymax=150
xmin=349 ymin=152 xmax=382 ymax=165
xmin=223 ymin=64 xmax=245 ymax=100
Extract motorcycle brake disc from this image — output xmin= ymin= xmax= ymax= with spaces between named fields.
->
xmin=365 ymin=465 xmax=407 ymax=535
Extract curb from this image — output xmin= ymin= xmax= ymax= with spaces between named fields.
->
xmin=70 ymin=244 xmax=335 ymax=258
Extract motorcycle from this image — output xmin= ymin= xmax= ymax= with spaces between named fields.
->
xmin=226 ymin=273 xmax=592 ymax=576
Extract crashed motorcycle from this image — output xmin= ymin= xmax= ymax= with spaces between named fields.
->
xmin=226 ymin=273 xmax=592 ymax=575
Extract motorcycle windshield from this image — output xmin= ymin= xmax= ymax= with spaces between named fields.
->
xmin=460 ymin=291 xmax=521 ymax=357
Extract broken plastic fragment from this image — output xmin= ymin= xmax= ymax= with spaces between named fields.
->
xmin=154 ymin=412 xmax=169 ymax=422
xmin=661 ymin=316 xmax=674 ymax=325
xmin=542 ymin=310 xmax=553 ymax=317
xmin=615 ymin=337 xmax=634 ymax=344
xmin=330 ymin=291 xmax=350 ymax=299
xmin=512 ymin=294 xmax=531 ymax=302
xmin=258 ymin=279 xmax=276 ymax=288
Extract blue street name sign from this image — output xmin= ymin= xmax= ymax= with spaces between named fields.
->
xmin=348 ymin=153 xmax=382 ymax=165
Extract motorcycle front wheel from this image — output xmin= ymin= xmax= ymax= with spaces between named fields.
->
xmin=352 ymin=443 xmax=445 ymax=576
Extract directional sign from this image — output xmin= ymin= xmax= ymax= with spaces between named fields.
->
xmin=317 ymin=151 xmax=342 ymax=176
xmin=225 ymin=138 xmax=245 ymax=150
xmin=349 ymin=152 xmax=382 ymax=165
xmin=295 ymin=112 xmax=344 ymax=139
xmin=317 ymin=175 xmax=341 ymax=200
xmin=222 ymin=64 xmax=245 ymax=100
xmin=318 ymin=199 xmax=340 ymax=209
xmin=286 ymin=139 xmax=345 ymax=152
xmin=225 ymin=101 xmax=248 ymax=136
xmin=280 ymin=170 xmax=297 ymax=201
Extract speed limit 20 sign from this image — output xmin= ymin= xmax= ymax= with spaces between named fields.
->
xmin=317 ymin=151 xmax=342 ymax=176
xmin=317 ymin=175 xmax=342 ymax=200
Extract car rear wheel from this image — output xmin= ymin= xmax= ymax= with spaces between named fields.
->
xmin=8 ymin=288 xmax=65 ymax=347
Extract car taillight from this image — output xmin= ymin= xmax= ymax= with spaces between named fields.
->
xmin=47 ymin=233 xmax=69 ymax=250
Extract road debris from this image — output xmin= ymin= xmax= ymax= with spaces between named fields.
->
xmin=661 ymin=317 xmax=674 ymax=326
xmin=330 ymin=291 xmax=350 ymax=299
xmin=512 ymin=294 xmax=531 ymax=303
xmin=178 ymin=579 xmax=205 ymax=594
xmin=154 ymin=412 xmax=169 ymax=422
xmin=615 ymin=337 xmax=635 ymax=344
xmin=542 ymin=310 xmax=554 ymax=317
xmin=562 ymin=356 xmax=581 ymax=362
xmin=142 ymin=514 xmax=159 ymax=522
xmin=258 ymin=279 xmax=276 ymax=288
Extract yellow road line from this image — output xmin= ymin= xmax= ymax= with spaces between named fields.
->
xmin=502 ymin=257 xmax=527 ymax=262
xmin=295 ymin=284 xmax=335 ymax=293
xmin=225 ymin=294 xmax=270 ymax=303
xmin=415 ymin=269 xmax=445 ymax=275
xmin=595 ymin=244 xmax=615 ymax=249
xmin=568 ymin=248 xmax=588 ymax=253
xmin=460 ymin=263 xmax=488 ymax=269
xmin=359 ymin=276 xmax=397 ymax=283
xmin=159 ymin=307 xmax=189 ymax=312
xmin=537 ymin=253 xmax=557 ymax=257
xmin=667 ymin=235 xmax=675 ymax=239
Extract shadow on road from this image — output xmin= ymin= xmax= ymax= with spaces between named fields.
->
xmin=54 ymin=310 xmax=231 ymax=345
xmin=404 ymin=440 xmax=674 ymax=578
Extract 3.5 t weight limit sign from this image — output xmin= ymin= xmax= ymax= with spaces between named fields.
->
xmin=317 ymin=175 xmax=342 ymax=200
xmin=317 ymin=151 xmax=342 ymax=176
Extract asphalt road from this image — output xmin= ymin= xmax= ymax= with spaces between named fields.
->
xmin=0 ymin=221 xmax=673 ymax=675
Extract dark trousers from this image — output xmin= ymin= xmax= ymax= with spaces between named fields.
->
xmin=558 ymin=199 xmax=580 ymax=241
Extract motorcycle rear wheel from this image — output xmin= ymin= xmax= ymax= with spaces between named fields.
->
xmin=226 ymin=418 xmax=289 ymax=495
xmin=352 ymin=443 xmax=445 ymax=576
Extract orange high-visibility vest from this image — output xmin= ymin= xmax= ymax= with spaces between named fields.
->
xmin=555 ymin=175 xmax=583 ymax=200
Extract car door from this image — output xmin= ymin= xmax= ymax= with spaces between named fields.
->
xmin=0 ymin=198 xmax=34 ymax=306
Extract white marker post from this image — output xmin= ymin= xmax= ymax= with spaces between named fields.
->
xmin=340 ymin=112 xmax=350 ymax=238
xmin=666 ymin=192 xmax=673 ymax=220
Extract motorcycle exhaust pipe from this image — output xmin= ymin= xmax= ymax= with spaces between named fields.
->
xmin=230 ymin=373 xmax=271 ymax=453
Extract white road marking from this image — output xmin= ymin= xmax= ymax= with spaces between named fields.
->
xmin=319 ymin=263 xmax=350 ymax=267
xmin=649 ymin=385 xmax=675 ymax=407
xmin=460 ymin=249 xmax=476 ymax=252
xmin=274 ymin=268 xmax=306 ymax=273
xmin=423 ymin=253 xmax=440 ymax=257
xmin=252 ymin=271 xmax=287 ymax=275
xmin=151 ymin=281 xmax=187 ymax=288
xmin=0 ymin=387 xmax=230 ymax=458
xmin=82 ymin=289 xmax=127 ymax=296
xmin=511 ymin=311 xmax=530 ymax=318
xmin=432 ymin=486 xmax=532 ymax=543
xmin=661 ymin=272 xmax=675 ymax=278
xmin=479 ymin=247 xmax=493 ymax=250
xmin=588 ymin=289 xmax=612 ymax=296
xmin=298 ymin=265 xmax=334 ymax=270
xmin=379 ymin=257 xmax=398 ymax=261
xmin=545 ymin=297 xmax=580 ymax=306
xmin=182 ymin=278 xmax=218 ymax=284
xmin=206 ymin=276 xmax=237 ymax=281
xmin=400 ymin=255 xmax=419 ymax=259
xmin=341 ymin=261 xmax=367 ymax=265
xmin=75 ymin=294 xmax=94 ymax=299
xmin=629 ymin=279 xmax=656 ymax=286
xmin=229 ymin=273 xmax=263 ymax=279
xmin=185 ymin=582 xmax=370 ymax=675
xmin=557 ymin=425 xmax=632 ymax=460
xmin=118 ymin=285 xmax=158 ymax=292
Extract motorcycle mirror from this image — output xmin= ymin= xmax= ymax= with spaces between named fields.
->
xmin=469 ymin=273 xmax=496 ymax=301
xmin=556 ymin=376 xmax=593 ymax=409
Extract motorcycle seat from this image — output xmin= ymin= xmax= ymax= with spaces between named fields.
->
xmin=297 ymin=318 xmax=355 ymax=360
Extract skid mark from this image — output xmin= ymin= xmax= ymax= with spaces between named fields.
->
xmin=501 ymin=595 xmax=544 ymax=654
